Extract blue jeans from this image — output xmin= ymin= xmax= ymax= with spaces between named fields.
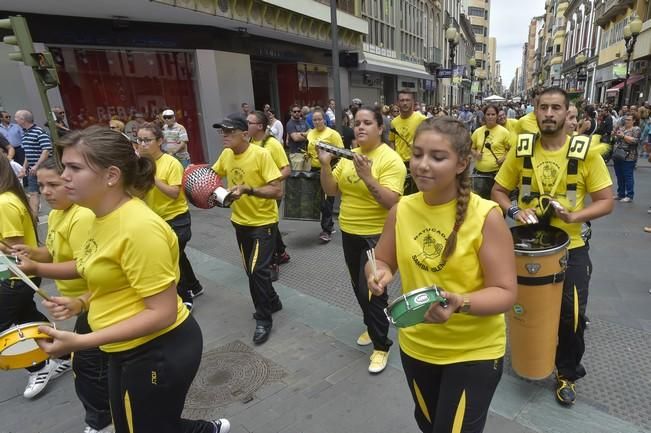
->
xmin=613 ymin=159 xmax=635 ymax=199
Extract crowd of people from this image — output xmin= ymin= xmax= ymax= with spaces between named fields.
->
xmin=0 ymin=88 xmax=649 ymax=433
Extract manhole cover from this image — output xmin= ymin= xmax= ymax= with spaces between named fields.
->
xmin=184 ymin=340 xmax=286 ymax=415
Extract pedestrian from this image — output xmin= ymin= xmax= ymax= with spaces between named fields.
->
xmin=612 ymin=115 xmax=641 ymax=202
xmin=318 ymin=106 xmax=406 ymax=374
xmin=286 ymin=104 xmax=309 ymax=153
xmin=15 ymin=109 xmax=52 ymax=218
xmin=306 ymin=108 xmax=345 ymax=243
xmin=266 ymin=109 xmax=284 ymax=142
xmin=212 ymin=113 xmax=284 ymax=345
xmin=0 ymin=156 xmax=72 ymax=400
xmin=136 ymin=122 xmax=204 ymax=309
xmin=0 ymin=110 xmax=25 ymax=164
xmin=11 ymin=158 xmax=112 ymax=432
xmin=247 ymin=111 xmax=292 ymax=281
xmin=21 ymin=126 xmax=229 ymax=433
xmin=161 ymin=109 xmax=191 ymax=168
xmin=367 ymin=117 xmax=517 ymax=432
xmin=492 ymin=87 xmax=614 ymax=406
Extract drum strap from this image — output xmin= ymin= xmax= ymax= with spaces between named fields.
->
xmin=517 ymin=271 xmax=565 ymax=286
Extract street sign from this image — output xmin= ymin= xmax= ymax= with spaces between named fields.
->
xmin=437 ymin=68 xmax=452 ymax=78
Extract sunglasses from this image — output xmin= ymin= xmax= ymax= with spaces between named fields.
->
xmin=163 ymin=115 xmax=174 ymax=119
xmin=292 ymin=110 xmax=301 ymax=113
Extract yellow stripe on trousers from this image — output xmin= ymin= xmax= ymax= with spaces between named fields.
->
xmin=573 ymin=285 xmax=579 ymax=332
xmin=452 ymin=390 xmax=467 ymax=433
xmin=250 ymin=240 xmax=260 ymax=271
xmin=124 ymin=390 xmax=134 ymax=433
xmin=412 ymin=379 xmax=431 ymax=423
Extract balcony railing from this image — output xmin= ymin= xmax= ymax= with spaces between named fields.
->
xmin=425 ymin=46 xmax=443 ymax=66
xmin=596 ymin=0 xmax=634 ymax=27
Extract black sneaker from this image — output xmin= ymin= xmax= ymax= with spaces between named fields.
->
xmin=211 ymin=418 xmax=230 ymax=433
xmin=190 ymin=286 xmax=205 ymax=298
xmin=319 ymin=231 xmax=332 ymax=243
xmin=183 ymin=301 xmax=194 ymax=312
xmin=555 ymin=374 xmax=576 ymax=406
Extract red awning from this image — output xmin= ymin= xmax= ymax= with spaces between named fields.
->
xmin=606 ymin=75 xmax=645 ymax=93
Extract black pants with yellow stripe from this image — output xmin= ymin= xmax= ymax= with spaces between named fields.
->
xmin=108 ymin=315 xmax=214 ymax=433
xmin=233 ymin=222 xmax=281 ymax=326
xmin=400 ymin=350 xmax=503 ymax=433
xmin=555 ymin=245 xmax=591 ymax=381
xmin=341 ymin=231 xmax=392 ymax=351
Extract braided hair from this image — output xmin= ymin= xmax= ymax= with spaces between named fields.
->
xmin=413 ymin=117 xmax=472 ymax=261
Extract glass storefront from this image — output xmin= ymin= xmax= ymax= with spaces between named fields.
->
xmin=50 ymin=47 xmax=205 ymax=162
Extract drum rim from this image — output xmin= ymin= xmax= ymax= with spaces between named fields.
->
xmin=0 ymin=321 xmax=53 ymax=340
xmin=387 ymin=286 xmax=440 ymax=311
xmin=511 ymin=225 xmax=571 ymax=256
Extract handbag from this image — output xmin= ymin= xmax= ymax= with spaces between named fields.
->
xmin=612 ymin=146 xmax=627 ymax=162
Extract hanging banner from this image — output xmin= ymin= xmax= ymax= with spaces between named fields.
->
xmin=471 ymin=81 xmax=480 ymax=94
xmin=452 ymin=66 xmax=465 ymax=85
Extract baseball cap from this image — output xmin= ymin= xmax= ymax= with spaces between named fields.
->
xmin=352 ymin=98 xmax=362 ymax=106
xmin=162 ymin=109 xmax=175 ymax=117
xmin=212 ymin=113 xmax=248 ymax=131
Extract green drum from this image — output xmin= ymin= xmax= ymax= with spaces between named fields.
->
xmin=283 ymin=170 xmax=323 ymax=221
xmin=385 ymin=286 xmax=448 ymax=328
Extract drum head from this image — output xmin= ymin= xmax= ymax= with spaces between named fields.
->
xmin=511 ymin=224 xmax=570 ymax=252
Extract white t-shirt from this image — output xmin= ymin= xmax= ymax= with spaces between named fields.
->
xmin=10 ymin=160 xmax=24 ymax=177
xmin=270 ymin=119 xmax=284 ymax=142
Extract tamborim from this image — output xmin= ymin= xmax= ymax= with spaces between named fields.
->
xmin=385 ymin=286 xmax=448 ymax=328
xmin=316 ymin=141 xmax=354 ymax=160
xmin=0 ymin=322 xmax=53 ymax=370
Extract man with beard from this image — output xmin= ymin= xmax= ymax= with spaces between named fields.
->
xmin=389 ymin=91 xmax=426 ymax=195
xmin=491 ymin=87 xmax=613 ymax=407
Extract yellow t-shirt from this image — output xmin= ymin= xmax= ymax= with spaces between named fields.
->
xmin=212 ymin=144 xmax=282 ymax=227
xmin=144 ymin=153 xmax=189 ymax=221
xmin=471 ymin=125 xmax=513 ymax=173
xmin=332 ymin=144 xmax=406 ymax=235
xmin=390 ymin=112 xmax=427 ymax=161
xmin=76 ymin=198 xmax=188 ymax=352
xmin=251 ymin=136 xmax=290 ymax=170
xmin=306 ymin=127 xmax=344 ymax=169
xmin=495 ymin=135 xmax=613 ymax=249
xmin=395 ymin=193 xmax=505 ymax=364
xmin=503 ymin=118 xmax=519 ymax=135
xmin=0 ymin=192 xmax=37 ymax=279
xmin=46 ymin=205 xmax=94 ymax=298
xmin=516 ymin=111 xmax=539 ymax=135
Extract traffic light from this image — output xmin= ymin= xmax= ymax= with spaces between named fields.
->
xmin=0 ymin=16 xmax=36 ymax=66
xmin=31 ymin=52 xmax=59 ymax=89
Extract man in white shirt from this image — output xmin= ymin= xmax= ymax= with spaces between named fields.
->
xmin=162 ymin=109 xmax=191 ymax=168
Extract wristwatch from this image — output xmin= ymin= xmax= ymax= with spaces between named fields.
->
xmin=457 ymin=295 xmax=471 ymax=314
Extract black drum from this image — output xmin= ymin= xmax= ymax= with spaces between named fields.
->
xmin=283 ymin=171 xmax=323 ymax=221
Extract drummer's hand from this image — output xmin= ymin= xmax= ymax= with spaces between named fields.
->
xmin=353 ymin=153 xmax=373 ymax=182
xmin=16 ymin=255 xmax=39 ymax=275
xmin=42 ymin=296 xmax=82 ymax=321
xmin=228 ymin=184 xmax=249 ymax=200
xmin=551 ymin=202 xmax=576 ymax=223
xmin=515 ymin=208 xmax=538 ymax=225
xmin=367 ymin=268 xmax=392 ymax=296
xmin=318 ymin=148 xmax=333 ymax=166
xmin=10 ymin=244 xmax=32 ymax=258
xmin=36 ymin=326 xmax=85 ymax=358
xmin=423 ymin=291 xmax=462 ymax=324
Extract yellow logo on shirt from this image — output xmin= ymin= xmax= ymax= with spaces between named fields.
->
xmin=411 ymin=228 xmax=447 ymax=273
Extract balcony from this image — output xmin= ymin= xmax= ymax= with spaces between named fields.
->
xmin=425 ymin=46 xmax=443 ymax=66
xmin=596 ymin=0 xmax=635 ymax=27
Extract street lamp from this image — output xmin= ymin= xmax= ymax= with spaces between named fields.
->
xmin=446 ymin=26 xmax=459 ymax=114
xmin=620 ymin=13 xmax=643 ymax=107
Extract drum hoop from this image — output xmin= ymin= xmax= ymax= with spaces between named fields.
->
xmin=0 ymin=321 xmax=54 ymax=353
xmin=513 ymin=238 xmax=569 ymax=256
xmin=387 ymin=285 xmax=439 ymax=311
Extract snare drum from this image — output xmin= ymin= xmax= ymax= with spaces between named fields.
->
xmin=283 ymin=170 xmax=323 ymax=221
xmin=509 ymin=224 xmax=569 ymax=380
xmin=0 ymin=322 xmax=53 ymax=370
xmin=385 ymin=286 xmax=448 ymax=328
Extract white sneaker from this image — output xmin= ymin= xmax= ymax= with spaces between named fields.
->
xmin=368 ymin=350 xmax=390 ymax=374
xmin=24 ymin=360 xmax=57 ymax=399
xmin=84 ymin=425 xmax=114 ymax=433
xmin=211 ymin=419 xmax=231 ymax=433
xmin=51 ymin=358 xmax=72 ymax=380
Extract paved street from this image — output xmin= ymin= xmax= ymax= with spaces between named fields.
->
xmin=1 ymin=161 xmax=651 ymax=433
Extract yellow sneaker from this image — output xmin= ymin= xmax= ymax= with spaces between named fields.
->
xmin=368 ymin=350 xmax=389 ymax=374
xmin=356 ymin=331 xmax=372 ymax=346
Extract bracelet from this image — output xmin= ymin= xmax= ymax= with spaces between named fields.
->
xmin=77 ymin=297 xmax=88 ymax=313
xmin=249 ymin=186 xmax=255 ymax=197
xmin=507 ymin=205 xmax=520 ymax=220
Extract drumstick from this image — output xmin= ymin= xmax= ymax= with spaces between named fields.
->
xmin=0 ymin=253 xmax=51 ymax=301
xmin=366 ymin=248 xmax=379 ymax=300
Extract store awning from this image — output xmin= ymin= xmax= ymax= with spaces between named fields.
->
xmin=606 ymin=75 xmax=645 ymax=93
xmin=359 ymin=52 xmax=433 ymax=80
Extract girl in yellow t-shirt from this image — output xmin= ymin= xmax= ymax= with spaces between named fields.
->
xmin=0 ymin=156 xmax=72 ymax=400
xmin=319 ymin=106 xmax=406 ymax=374
xmin=307 ymin=108 xmax=344 ymax=242
xmin=12 ymin=158 xmax=112 ymax=431
xmin=470 ymin=105 xmax=512 ymax=200
xmin=20 ymin=127 xmax=229 ymax=433
xmin=367 ymin=118 xmax=517 ymax=433
xmin=137 ymin=122 xmax=204 ymax=310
